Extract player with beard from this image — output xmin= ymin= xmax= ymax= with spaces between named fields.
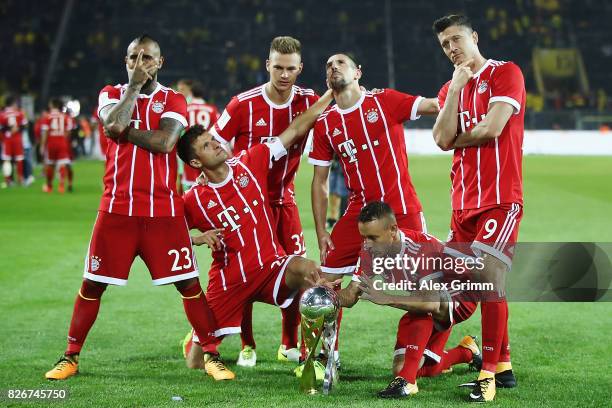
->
xmin=44 ymin=35 xmax=217 ymax=381
xmin=307 ymin=53 xmax=439 ymax=370
xmin=334 ymin=201 xmax=481 ymax=398
xmin=432 ymin=15 xmax=524 ymax=402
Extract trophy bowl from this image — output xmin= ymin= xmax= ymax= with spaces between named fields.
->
xmin=299 ymin=286 xmax=340 ymax=323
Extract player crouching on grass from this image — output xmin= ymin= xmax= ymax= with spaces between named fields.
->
xmin=337 ymin=201 xmax=482 ymax=398
xmin=176 ymin=89 xmax=334 ymax=380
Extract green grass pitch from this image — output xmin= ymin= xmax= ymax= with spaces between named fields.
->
xmin=1 ymin=155 xmax=611 ymax=407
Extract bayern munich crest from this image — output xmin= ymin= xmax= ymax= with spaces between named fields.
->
xmin=90 ymin=255 xmax=101 ymax=272
xmin=365 ymin=108 xmax=379 ymax=123
xmin=239 ymin=175 xmax=249 ymax=188
xmin=151 ymin=101 xmax=165 ymax=113
xmin=478 ymin=80 xmax=489 ymax=94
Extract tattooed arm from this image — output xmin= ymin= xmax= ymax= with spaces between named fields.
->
xmin=99 ymin=86 xmax=139 ymax=138
xmin=124 ymin=117 xmax=184 ymax=154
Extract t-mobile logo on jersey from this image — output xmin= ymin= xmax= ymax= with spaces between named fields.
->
xmin=338 ymin=139 xmax=358 ymax=163
xmin=130 ymin=119 xmax=143 ymax=130
xmin=217 ymin=206 xmax=241 ymax=231
xmin=458 ymin=111 xmax=487 ymax=133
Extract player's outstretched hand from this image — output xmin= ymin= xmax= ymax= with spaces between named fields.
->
xmin=302 ymin=265 xmax=322 ymax=287
xmin=191 ymin=228 xmax=224 ymax=250
xmin=128 ymin=50 xmax=155 ymax=90
xmin=315 ymin=277 xmax=343 ymax=290
xmin=449 ymin=59 xmax=474 ymax=92
xmin=317 ymin=231 xmax=335 ymax=263
xmin=357 ymin=274 xmax=391 ymax=306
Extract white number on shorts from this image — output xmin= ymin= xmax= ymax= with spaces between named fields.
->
xmin=168 ymin=247 xmax=193 ymax=271
xmin=291 ymin=233 xmax=304 ymax=255
xmin=482 ymin=219 xmax=498 ymax=239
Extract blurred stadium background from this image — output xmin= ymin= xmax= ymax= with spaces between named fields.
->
xmin=1 ymin=1 xmax=611 ymax=407
xmin=2 ymin=0 xmax=611 ymax=135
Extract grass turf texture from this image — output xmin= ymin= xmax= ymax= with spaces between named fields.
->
xmin=1 ymin=155 xmax=611 ymax=407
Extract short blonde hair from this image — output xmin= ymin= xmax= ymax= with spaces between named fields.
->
xmin=269 ymin=36 xmax=301 ymax=56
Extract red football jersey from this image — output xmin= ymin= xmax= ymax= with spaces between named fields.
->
xmin=96 ymin=83 xmax=188 ymax=217
xmin=0 ymin=107 xmax=27 ymax=139
xmin=438 ymin=59 xmax=525 ymax=210
xmin=309 ymin=89 xmax=424 ymax=215
xmin=183 ymin=98 xmax=220 ymax=183
xmin=40 ymin=109 xmax=73 ymax=139
xmin=352 ymin=228 xmax=444 ymax=282
xmin=210 ymin=85 xmax=319 ymax=205
xmin=184 ymin=141 xmax=288 ymax=291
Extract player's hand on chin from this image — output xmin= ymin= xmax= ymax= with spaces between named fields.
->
xmin=191 ymin=228 xmax=224 ymax=250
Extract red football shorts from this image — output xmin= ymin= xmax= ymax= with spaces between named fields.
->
xmin=204 ymin=255 xmax=298 ymax=337
xmin=2 ymin=136 xmax=24 ymax=161
xmin=83 ymin=211 xmax=199 ymax=286
xmin=447 ymin=203 xmax=523 ymax=268
xmin=45 ymin=137 xmax=71 ymax=165
xmin=322 ymin=204 xmax=427 ymax=274
xmin=271 ymin=203 xmax=306 ymax=256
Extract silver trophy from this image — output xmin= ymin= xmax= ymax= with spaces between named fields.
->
xmin=299 ymin=286 xmax=340 ymax=395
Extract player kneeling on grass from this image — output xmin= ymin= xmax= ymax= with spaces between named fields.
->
xmin=337 ymin=201 xmax=482 ymax=398
xmin=176 ymin=89 xmax=334 ymax=381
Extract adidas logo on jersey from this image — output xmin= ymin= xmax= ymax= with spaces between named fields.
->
xmin=332 ymin=128 xmax=342 ymax=137
xmin=207 ymin=200 xmax=217 ymax=209
xmin=256 ymin=118 xmax=267 ymax=127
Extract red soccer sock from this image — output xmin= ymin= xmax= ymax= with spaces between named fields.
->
xmin=65 ymin=280 xmax=107 ymax=355
xmin=45 ymin=165 xmax=54 ymax=187
xmin=481 ymin=300 xmax=508 ymax=373
xmin=397 ymin=313 xmax=434 ymax=383
xmin=417 ymin=346 xmax=473 ymax=378
xmin=281 ymin=296 xmax=301 ymax=348
xmin=179 ymin=282 xmax=216 ymax=351
xmin=15 ymin=161 xmax=24 ymax=183
xmin=240 ymin=302 xmax=256 ymax=349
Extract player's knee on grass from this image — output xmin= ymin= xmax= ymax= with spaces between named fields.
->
xmin=81 ymin=279 xmax=107 ymax=299
xmin=285 ymin=257 xmax=319 ymax=290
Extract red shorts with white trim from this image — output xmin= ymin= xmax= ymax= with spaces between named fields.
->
xmin=322 ymin=205 xmax=427 ymax=275
xmin=45 ymin=138 xmax=71 ymax=165
xmin=447 ymin=203 xmax=523 ymax=268
xmin=2 ymin=136 xmax=24 ymax=161
xmin=205 ymin=255 xmax=298 ymax=337
xmin=83 ymin=211 xmax=198 ymax=286
xmin=271 ymin=203 xmax=306 ymax=256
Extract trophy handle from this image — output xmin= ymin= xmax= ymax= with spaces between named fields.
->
xmin=300 ymin=316 xmax=324 ymax=394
